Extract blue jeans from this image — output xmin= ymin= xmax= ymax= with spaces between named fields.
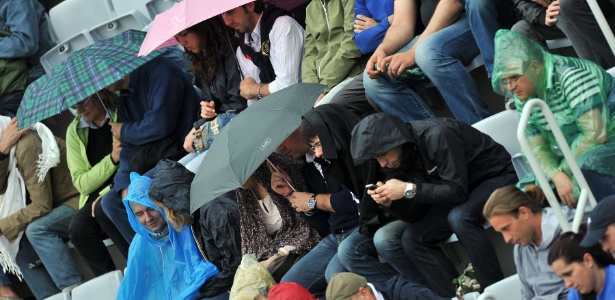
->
xmin=415 ymin=15 xmax=492 ymax=124
xmin=465 ymin=0 xmax=516 ymax=77
xmin=16 ymin=236 xmax=61 ymax=299
xmin=583 ymin=169 xmax=615 ymax=202
xmin=337 ymin=229 xmax=398 ymax=284
xmin=402 ymin=172 xmax=518 ymax=297
xmin=281 ymin=227 xmax=358 ymax=296
xmin=25 ymin=205 xmax=82 ymax=291
xmin=0 ymin=271 xmax=10 ymax=286
xmin=363 ymin=40 xmax=434 ymax=122
xmin=373 ymin=220 xmax=425 ymax=284
xmin=101 ymin=189 xmax=135 ymax=244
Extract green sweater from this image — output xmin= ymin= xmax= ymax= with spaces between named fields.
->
xmin=65 ymin=114 xmax=118 ymax=209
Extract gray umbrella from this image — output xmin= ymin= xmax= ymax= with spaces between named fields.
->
xmin=190 ymin=83 xmax=326 ymax=213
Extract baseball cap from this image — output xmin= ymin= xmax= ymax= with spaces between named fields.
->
xmin=326 ymin=272 xmax=368 ymax=300
xmin=580 ymin=196 xmax=615 ymax=247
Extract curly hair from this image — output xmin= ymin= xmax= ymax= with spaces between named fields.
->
xmin=183 ymin=16 xmax=235 ymax=85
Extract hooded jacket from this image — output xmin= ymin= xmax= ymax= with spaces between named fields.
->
xmin=303 ymin=104 xmax=382 ymax=228
xmin=514 ymin=207 xmax=572 ymax=300
xmin=302 ymin=0 xmax=367 ymax=93
xmin=492 ymin=30 xmax=615 ymax=194
xmin=351 ymin=114 xmax=515 ymax=223
xmin=117 ymin=172 xmax=219 ymax=300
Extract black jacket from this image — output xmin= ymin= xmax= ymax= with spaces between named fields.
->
xmin=513 ymin=0 xmax=548 ymax=26
xmin=195 ymin=191 xmax=242 ymax=298
xmin=351 ymin=114 xmax=515 ymax=223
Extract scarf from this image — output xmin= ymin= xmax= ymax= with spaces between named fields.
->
xmin=0 ymin=117 xmax=60 ymax=278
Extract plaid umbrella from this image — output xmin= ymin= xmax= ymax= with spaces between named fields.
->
xmin=17 ymin=29 xmax=164 ymax=129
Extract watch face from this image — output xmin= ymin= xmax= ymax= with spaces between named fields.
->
xmin=308 ymin=198 xmax=316 ymax=209
xmin=404 ymin=190 xmax=416 ymax=199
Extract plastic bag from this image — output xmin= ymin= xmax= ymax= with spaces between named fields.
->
xmin=229 ymin=254 xmax=276 ymax=300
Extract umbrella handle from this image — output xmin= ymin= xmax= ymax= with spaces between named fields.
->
xmin=266 ymin=159 xmax=297 ymax=192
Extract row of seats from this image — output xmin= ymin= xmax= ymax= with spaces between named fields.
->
xmin=41 ymin=0 xmax=178 ymax=72
xmin=43 ymin=270 xmax=123 ymax=300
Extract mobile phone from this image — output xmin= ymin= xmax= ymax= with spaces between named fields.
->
xmin=365 ymin=184 xmax=378 ymax=190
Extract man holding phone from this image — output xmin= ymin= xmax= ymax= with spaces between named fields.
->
xmin=349 ymin=113 xmax=517 ymax=297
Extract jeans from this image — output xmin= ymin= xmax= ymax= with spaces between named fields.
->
xmin=178 ymin=151 xmax=207 ymax=174
xmin=336 ymin=229 xmax=398 ymax=284
xmin=582 ymin=169 xmax=615 ymax=202
xmin=68 ymin=199 xmax=130 ymax=277
xmin=100 ymin=189 xmax=135 ymax=244
xmin=0 ymin=271 xmax=10 ymax=286
xmin=16 ymin=237 xmax=60 ymax=299
xmin=465 ymin=0 xmax=516 ymax=77
xmin=25 ymin=205 xmax=82 ymax=291
xmin=415 ymin=15 xmax=492 ymax=124
xmin=363 ymin=40 xmax=435 ymax=122
xmin=402 ymin=172 xmax=518 ymax=297
xmin=281 ymin=227 xmax=358 ymax=296
xmin=558 ymin=0 xmax=615 ymax=69
xmin=372 ymin=220 xmax=425 ymax=284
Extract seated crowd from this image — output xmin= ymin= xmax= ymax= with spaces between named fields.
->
xmin=1 ymin=0 xmax=615 ymax=299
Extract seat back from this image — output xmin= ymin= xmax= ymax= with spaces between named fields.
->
xmin=477 ymin=274 xmax=523 ymax=300
xmin=40 ymin=31 xmax=96 ymax=72
xmin=70 ymin=270 xmax=124 ymax=300
xmin=43 ymin=292 xmax=71 ymax=300
xmin=89 ymin=10 xmax=150 ymax=41
xmin=111 ymin=0 xmax=177 ymax=21
xmin=48 ymin=0 xmax=114 ymax=42
xmin=472 ymin=109 xmax=521 ymax=156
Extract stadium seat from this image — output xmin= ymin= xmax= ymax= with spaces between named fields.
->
xmin=472 ymin=109 xmax=521 ymax=157
xmin=545 ymin=37 xmax=572 ymax=50
xmin=40 ymin=31 xmax=96 ymax=72
xmin=476 ymin=274 xmax=523 ymax=300
xmin=70 ymin=270 xmax=123 ymax=300
xmin=111 ymin=0 xmax=177 ymax=22
xmin=43 ymin=292 xmax=71 ymax=300
xmin=89 ymin=10 xmax=150 ymax=41
xmin=48 ymin=0 xmax=114 ymax=42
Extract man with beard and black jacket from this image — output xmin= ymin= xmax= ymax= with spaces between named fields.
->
xmin=350 ymin=113 xmax=517 ymax=297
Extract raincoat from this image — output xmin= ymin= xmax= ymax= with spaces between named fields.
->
xmin=117 ymin=173 xmax=219 ymax=300
xmin=492 ymin=29 xmax=615 ymax=195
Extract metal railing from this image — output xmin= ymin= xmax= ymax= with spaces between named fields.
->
xmin=517 ymin=99 xmax=598 ymax=233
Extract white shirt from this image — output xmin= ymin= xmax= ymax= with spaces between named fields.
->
xmin=256 ymin=194 xmax=283 ymax=235
xmin=236 ymin=14 xmax=305 ymax=105
xmin=367 ymin=283 xmax=385 ymax=300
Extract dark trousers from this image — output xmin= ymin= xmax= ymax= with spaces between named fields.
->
xmin=68 ymin=198 xmax=130 ymax=276
xmin=401 ymin=172 xmax=518 ymax=297
xmin=328 ymin=76 xmax=381 ymax=119
xmin=100 ymin=190 xmax=135 ymax=246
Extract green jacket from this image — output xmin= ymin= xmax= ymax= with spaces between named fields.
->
xmin=302 ymin=0 xmax=367 ymax=93
xmin=66 ymin=113 xmax=118 ymax=209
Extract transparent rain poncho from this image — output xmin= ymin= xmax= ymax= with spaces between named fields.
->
xmin=117 ymin=173 xmax=220 ymax=300
xmin=492 ymin=30 xmax=615 ymax=197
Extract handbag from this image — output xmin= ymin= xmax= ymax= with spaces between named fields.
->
xmin=193 ymin=112 xmax=237 ymax=153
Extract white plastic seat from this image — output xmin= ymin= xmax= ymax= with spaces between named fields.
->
xmin=111 ymin=0 xmax=177 ymax=22
xmin=70 ymin=270 xmax=123 ymax=300
xmin=43 ymin=292 xmax=71 ymax=300
xmin=472 ymin=109 xmax=521 ymax=156
xmin=89 ymin=10 xmax=150 ymax=41
xmin=48 ymin=0 xmax=114 ymax=42
xmin=545 ymin=37 xmax=572 ymax=50
xmin=477 ymin=274 xmax=523 ymax=300
xmin=40 ymin=31 xmax=96 ymax=72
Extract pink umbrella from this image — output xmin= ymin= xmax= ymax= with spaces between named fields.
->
xmin=138 ymin=0 xmax=251 ymax=56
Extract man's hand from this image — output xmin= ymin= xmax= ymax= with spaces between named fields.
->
xmin=239 ymin=77 xmax=257 ymax=99
xmin=553 ymin=171 xmax=576 ymax=207
xmin=109 ymin=121 xmax=123 ymax=141
xmin=200 ymin=101 xmax=217 ymax=119
xmin=354 ymin=15 xmax=377 ymax=33
xmin=111 ymin=140 xmax=121 ymax=164
xmin=0 ymin=118 xmax=29 ymax=154
xmin=120 ymin=188 xmax=128 ymax=200
xmin=545 ymin=0 xmax=560 ymax=27
xmin=366 ymin=49 xmax=389 ymax=79
xmin=314 ymin=93 xmax=325 ymax=106
xmin=268 ymin=164 xmax=293 ymax=197
xmin=368 ymin=179 xmax=407 ymax=203
xmin=91 ymin=194 xmax=102 ymax=218
xmin=288 ymin=192 xmax=312 ymax=212
xmin=184 ymin=127 xmax=197 ymax=152
xmin=382 ymin=49 xmax=416 ymax=77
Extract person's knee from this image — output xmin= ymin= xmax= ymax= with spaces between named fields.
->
xmin=447 ymin=207 xmax=468 ymax=232
xmin=464 ymin=0 xmax=495 ymax=13
xmin=24 ymin=221 xmax=44 ymax=239
xmin=415 ymin=40 xmax=438 ymax=71
xmin=511 ymin=21 xmax=532 ymax=35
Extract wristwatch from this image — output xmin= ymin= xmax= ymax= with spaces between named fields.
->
xmin=307 ymin=194 xmax=317 ymax=210
xmin=403 ymin=183 xmax=416 ymax=199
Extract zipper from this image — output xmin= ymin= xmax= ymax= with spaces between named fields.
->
xmin=316 ymin=0 xmax=331 ymax=79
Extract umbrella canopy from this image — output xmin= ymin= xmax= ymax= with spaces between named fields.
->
xmin=190 ymin=83 xmax=325 ymax=213
xmin=138 ymin=0 xmax=252 ymax=56
xmin=17 ymin=30 xmax=164 ymax=129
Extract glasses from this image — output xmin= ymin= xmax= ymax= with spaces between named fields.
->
xmin=310 ymin=141 xmax=322 ymax=152
xmin=500 ymin=75 xmax=522 ymax=89
xmin=70 ymin=97 xmax=93 ymax=110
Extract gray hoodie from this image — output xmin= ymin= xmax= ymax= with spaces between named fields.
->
xmin=514 ymin=207 xmax=572 ymax=300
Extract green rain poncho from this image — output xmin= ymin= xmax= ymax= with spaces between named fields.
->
xmin=492 ymin=30 xmax=615 ymax=196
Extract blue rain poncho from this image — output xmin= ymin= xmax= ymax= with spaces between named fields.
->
xmin=117 ymin=173 xmax=219 ymax=300
xmin=492 ymin=30 xmax=615 ymax=197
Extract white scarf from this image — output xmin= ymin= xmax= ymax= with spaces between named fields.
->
xmin=0 ymin=117 xmax=60 ymax=279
